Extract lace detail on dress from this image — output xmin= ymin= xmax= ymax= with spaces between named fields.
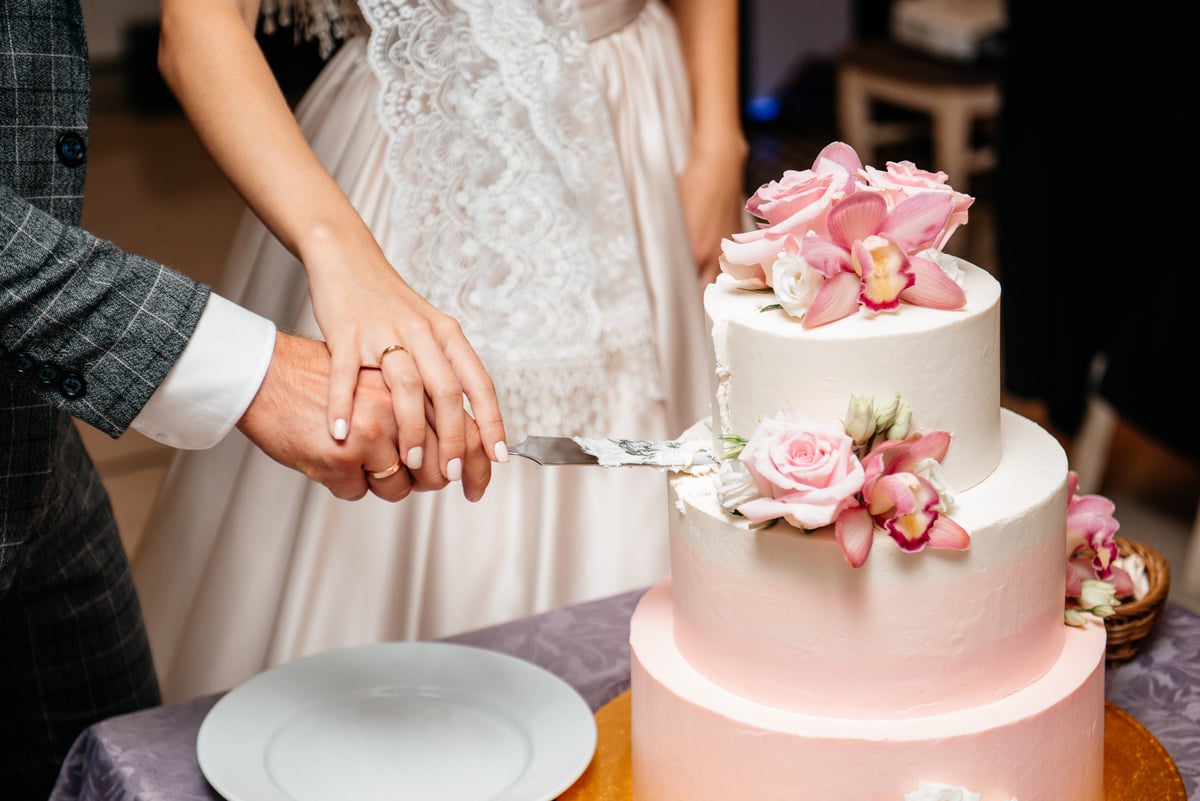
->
xmin=261 ymin=0 xmax=368 ymax=58
xmin=357 ymin=0 xmax=661 ymax=437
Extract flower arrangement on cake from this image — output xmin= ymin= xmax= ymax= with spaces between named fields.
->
xmin=717 ymin=392 xmax=968 ymax=568
xmin=719 ymin=141 xmax=973 ymax=327
xmin=715 ymin=392 xmax=1134 ymax=628
xmin=1065 ymin=470 xmax=1132 ymax=626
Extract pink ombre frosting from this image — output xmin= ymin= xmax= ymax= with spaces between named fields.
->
xmin=631 ymin=582 xmax=1106 ymax=801
xmin=668 ymin=410 xmax=1068 ymax=718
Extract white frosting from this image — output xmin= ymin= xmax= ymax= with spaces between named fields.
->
xmin=705 ymin=261 xmax=1001 ymax=492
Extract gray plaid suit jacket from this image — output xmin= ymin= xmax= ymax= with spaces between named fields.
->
xmin=1 ymin=1 xmax=212 ymax=796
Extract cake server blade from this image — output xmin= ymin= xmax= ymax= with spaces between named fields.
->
xmin=507 ymin=435 xmax=714 ymax=468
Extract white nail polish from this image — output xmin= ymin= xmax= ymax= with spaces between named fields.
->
xmin=446 ymin=458 xmax=462 ymax=482
xmin=494 ymin=441 xmax=509 ymax=463
xmin=332 ymin=418 xmax=348 ymax=440
xmin=406 ymin=446 xmax=424 ymax=470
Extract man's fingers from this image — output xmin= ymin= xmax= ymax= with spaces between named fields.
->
xmin=459 ymin=413 xmax=492 ymax=502
xmin=365 ymin=463 xmax=415 ymax=502
xmin=407 ymin=417 xmax=447 ymax=493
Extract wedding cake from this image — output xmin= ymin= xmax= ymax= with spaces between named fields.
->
xmin=628 ymin=144 xmax=1110 ymax=801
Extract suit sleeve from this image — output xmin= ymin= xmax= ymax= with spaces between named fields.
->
xmin=1 ymin=182 xmax=212 ymax=438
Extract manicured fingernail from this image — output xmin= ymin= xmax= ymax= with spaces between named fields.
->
xmin=332 ymin=418 xmax=348 ymax=440
xmin=446 ymin=458 xmax=462 ymax=482
xmin=406 ymin=446 xmax=424 ymax=470
xmin=494 ymin=441 xmax=509 ymax=463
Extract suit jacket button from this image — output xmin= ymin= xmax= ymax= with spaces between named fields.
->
xmin=11 ymin=352 xmax=36 ymax=373
xmin=56 ymin=132 xmax=87 ymax=167
xmin=60 ymin=373 xmax=86 ymax=399
xmin=36 ymin=363 xmax=60 ymax=385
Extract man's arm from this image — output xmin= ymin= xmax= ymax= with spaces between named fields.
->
xmin=2 ymin=185 xmax=491 ymax=500
xmin=1 ymin=183 xmax=210 ymax=437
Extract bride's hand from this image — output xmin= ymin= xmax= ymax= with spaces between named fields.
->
xmin=678 ymin=129 xmax=749 ymax=291
xmin=304 ymin=232 xmax=507 ymax=481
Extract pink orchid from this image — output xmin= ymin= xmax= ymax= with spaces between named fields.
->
xmin=798 ymin=190 xmax=967 ymax=329
xmin=834 ymin=431 xmax=969 ymax=568
xmin=1064 ymin=470 xmax=1133 ymax=599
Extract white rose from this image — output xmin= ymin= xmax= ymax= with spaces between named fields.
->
xmin=910 ymin=456 xmax=956 ymax=511
xmin=770 ymin=245 xmax=824 ymax=319
xmin=717 ymin=460 xmax=761 ymax=516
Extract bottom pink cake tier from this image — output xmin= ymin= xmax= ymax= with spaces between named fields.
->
xmin=630 ymin=581 xmax=1108 ymax=801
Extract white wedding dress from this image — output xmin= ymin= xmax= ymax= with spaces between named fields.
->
xmin=133 ymin=0 xmax=712 ymax=703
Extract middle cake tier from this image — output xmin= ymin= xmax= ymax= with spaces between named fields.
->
xmin=668 ymin=408 xmax=1069 ymax=719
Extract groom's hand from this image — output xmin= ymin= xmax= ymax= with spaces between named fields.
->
xmin=237 ymin=332 xmax=415 ymax=500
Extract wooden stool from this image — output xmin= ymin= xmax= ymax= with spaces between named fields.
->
xmin=836 ymin=42 xmax=1001 ymax=185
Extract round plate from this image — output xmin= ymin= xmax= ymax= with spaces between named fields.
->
xmin=559 ymin=693 xmax=1186 ymax=800
xmin=198 ymin=642 xmax=597 ymax=801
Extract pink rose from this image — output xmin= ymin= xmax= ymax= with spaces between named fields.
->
xmin=746 ymin=169 xmax=839 ymax=228
xmin=861 ymin=161 xmax=974 ymax=250
xmin=736 ymin=410 xmax=864 ymax=530
xmin=719 ymin=143 xmax=862 ymax=287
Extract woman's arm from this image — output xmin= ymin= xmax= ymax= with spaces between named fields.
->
xmin=157 ymin=0 xmax=507 ymax=483
xmin=665 ymin=0 xmax=748 ymax=289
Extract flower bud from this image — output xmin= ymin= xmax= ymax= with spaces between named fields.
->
xmin=874 ymin=391 xmax=902 ymax=432
xmin=1079 ymin=579 xmax=1117 ymax=610
xmin=887 ymin=401 xmax=912 ymax=440
xmin=843 ymin=394 xmax=876 ymax=445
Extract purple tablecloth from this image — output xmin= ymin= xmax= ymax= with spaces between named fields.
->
xmin=50 ymin=591 xmax=1200 ymax=801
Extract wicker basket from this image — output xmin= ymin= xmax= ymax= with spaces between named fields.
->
xmin=1104 ymin=536 xmax=1170 ymax=667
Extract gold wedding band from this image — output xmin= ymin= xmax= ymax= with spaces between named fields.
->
xmin=366 ymin=459 xmax=402 ymax=480
xmin=379 ymin=343 xmax=407 ymax=364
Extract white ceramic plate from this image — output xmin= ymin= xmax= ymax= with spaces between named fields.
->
xmin=197 ymin=642 xmax=597 ymax=801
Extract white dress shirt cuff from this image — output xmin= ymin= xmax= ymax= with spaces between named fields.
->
xmin=132 ymin=293 xmax=276 ymax=449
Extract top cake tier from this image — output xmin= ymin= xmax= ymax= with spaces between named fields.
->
xmin=705 ymin=259 xmax=1001 ymax=492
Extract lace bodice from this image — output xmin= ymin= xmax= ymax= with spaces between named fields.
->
xmin=267 ymin=0 xmax=661 ymax=437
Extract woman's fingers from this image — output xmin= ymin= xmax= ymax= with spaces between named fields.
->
xmin=326 ymin=343 xmax=361 ymax=441
xmin=443 ymin=333 xmax=508 ymax=463
xmin=377 ymin=340 xmax=442 ymax=474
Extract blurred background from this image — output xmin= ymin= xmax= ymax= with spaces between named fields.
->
xmin=75 ymin=0 xmax=1200 ymax=613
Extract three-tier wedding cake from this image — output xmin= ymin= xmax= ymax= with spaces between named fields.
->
xmin=628 ymin=143 xmax=1109 ymax=801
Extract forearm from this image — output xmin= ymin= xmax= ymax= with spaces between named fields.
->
xmin=157 ymin=0 xmax=377 ymax=275
xmin=665 ymin=0 xmax=745 ymax=151
xmin=0 ymin=185 xmax=209 ymax=436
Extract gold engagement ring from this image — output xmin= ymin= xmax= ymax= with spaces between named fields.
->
xmin=379 ymin=343 xmax=407 ymax=364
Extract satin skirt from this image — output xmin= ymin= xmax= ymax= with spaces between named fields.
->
xmin=133 ymin=0 xmax=711 ymax=703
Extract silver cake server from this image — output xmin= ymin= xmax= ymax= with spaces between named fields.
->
xmin=507 ymin=435 xmax=715 ymax=468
